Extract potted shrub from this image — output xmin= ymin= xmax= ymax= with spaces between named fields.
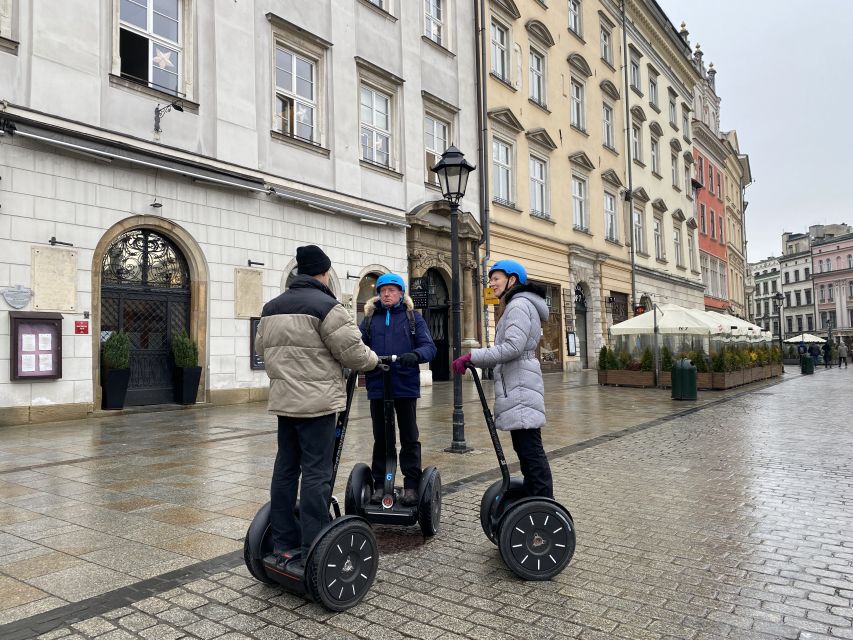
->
xmin=102 ymin=330 xmax=130 ymax=410
xmin=172 ymin=331 xmax=202 ymax=405
xmin=659 ymin=346 xmax=674 ymax=388
xmin=598 ymin=346 xmax=610 ymax=385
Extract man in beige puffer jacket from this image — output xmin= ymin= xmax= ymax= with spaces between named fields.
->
xmin=255 ymin=245 xmax=378 ymax=568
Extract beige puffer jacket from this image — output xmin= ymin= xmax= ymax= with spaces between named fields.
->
xmin=255 ymin=275 xmax=379 ymax=417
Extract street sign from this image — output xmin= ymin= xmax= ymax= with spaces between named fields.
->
xmin=484 ymin=286 xmax=500 ymax=306
xmin=74 ymin=320 xmax=89 ymax=335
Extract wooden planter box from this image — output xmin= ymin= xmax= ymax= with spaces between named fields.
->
xmin=658 ymin=371 xmax=671 ymax=388
xmin=697 ymin=372 xmax=713 ymax=390
xmin=742 ymin=367 xmax=754 ymax=384
xmin=712 ymin=370 xmax=745 ymax=389
xmin=598 ymin=370 xmax=655 ymax=388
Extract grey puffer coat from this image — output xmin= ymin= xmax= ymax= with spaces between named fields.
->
xmin=469 ymin=283 xmax=548 ymax=431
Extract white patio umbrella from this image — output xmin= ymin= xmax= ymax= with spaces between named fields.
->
xmin=783 ymin=333 xmax=825 ymax=344
xmin=610 ymin=303 xmax=730 ymax=336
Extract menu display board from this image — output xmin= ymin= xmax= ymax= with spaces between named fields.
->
xmin=9 ymin=312 xmax=63 ymax=380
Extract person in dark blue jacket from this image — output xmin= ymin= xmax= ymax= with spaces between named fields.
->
xmin=360 ymin=273 xmax=437 ymax=506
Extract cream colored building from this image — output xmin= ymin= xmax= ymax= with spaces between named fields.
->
xmin=483 ymin=0 xmax=632 ymax=370
xmin=618 ymin=4 xmax=704 ymax=313
xmin=721 ymin=130 xmax=751 ymax=318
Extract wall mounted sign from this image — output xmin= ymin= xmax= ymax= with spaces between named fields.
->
xmin=483 ymin=286 xmax=500 ymax=306
xmin=75 ymin=320 xmax=89 ymax=335
xmin=410 ymin=277 xmax=428 ymax=309
xmin=566 ymin=331 xmax=577 ymax=357
xmin=2 ymin=285 xmax=33 ymax=309
xmin=9 ymin=311 xmax=63 ymax=381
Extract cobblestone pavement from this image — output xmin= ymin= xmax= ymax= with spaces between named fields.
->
xmin=1 ymin=367 xmax=852 ymax=638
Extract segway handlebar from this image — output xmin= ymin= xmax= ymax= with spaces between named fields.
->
xmin=465 ymin=363 xmax=512 ymax=488
xmin=377 ymin=355 xmax=397 ymax=371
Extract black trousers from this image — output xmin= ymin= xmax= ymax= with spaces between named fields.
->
xmin=840 ymin=356 xmax=848 ymax=368
xmin=270 ymin=413 xmax=335 ymax=556
xmin=370 ymin=398 xmax=421 ymax=490
xmin=510 ymin=428 xmax=553 ymax=499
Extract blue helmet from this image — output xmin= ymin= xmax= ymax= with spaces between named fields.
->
xmin=376 ymin=273 xmax=406 ymax=293
xmin=488 ymin=259 xmax=527 ymax=285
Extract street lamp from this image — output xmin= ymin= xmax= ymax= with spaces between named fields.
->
xmin=432 ymin=146 xmax=476 ymax=453
xmin=774 ymin=291 xmax=785 ymax=357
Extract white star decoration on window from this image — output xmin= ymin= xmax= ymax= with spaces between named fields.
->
xmin=152 ymin=49 xmax=175 ymax=70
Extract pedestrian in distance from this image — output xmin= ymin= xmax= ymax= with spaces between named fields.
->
xmin=797 ymin=342 xmax=807 ymax=357
xmin=360 ymin=273 xmax=437 ymax=506
xmin=452 ymin=260 xmax=554 ymax=499
xmin=809 ymin=343 xmax=820 ymax=367
xmin=823 ymin=339 xmax=833 ymax=369
xmin=839 ymin=341 xmax=848 ymax=368
xmin=255 ymin=245 xmax=379 ymax=571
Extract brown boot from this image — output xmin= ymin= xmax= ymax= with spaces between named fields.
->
xmin=400 ymin=488 xmax=418 ymax=507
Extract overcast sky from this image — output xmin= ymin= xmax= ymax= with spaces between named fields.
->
xmin=656 ymin=0 xmax=853 ymax=263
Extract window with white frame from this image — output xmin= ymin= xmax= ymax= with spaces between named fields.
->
xmin=654 ymin=217 xmax=665 ymax=260
xmin=275 ymin=46 xmax=317 ymax=141
xmin=529 ymin=48 xmax=545 ymax=106
xmin=688 ymin=231 xmax=696 ymax=270
xmin=708 ymin=165 xmax=714 ymax=194
xmin=849 ymin=280 xmax=853 ymax=298
xmin=603 ymin=103 xmax=615 ymax=149
xmin=568 ymin=0 xmax=581 ymax=36
xmin=697 ymin=157 xmax=704 ymax=184
xmin=360 ymin=85 xmax=391 ymax=166
xmin=424 ymin=114 xmax=449 ymax=185
xmin=570 ymin=79 xmax=585 ymax=130
xmin=633 ymin=207 xmax=645 ymax=253
xmin=600 ymin=24 xmax=612 ymax=64
xmin=648 ymin=74 xmax=658 ymax=107
xmin=682 ymin=107 xmax=690 ymax=138
xmin=829 ymin=284 xmax=834 ymax=301
xmin=572 ymin=175 xmax=587 ymax=230
xmin=490 ymin=19 xmax=508 ymax=80
xmin=629 ymin=52 xmax=640 ymax=90
xmin=700 ymin=203 xmax=706 ymax=233
xmin=718 ymin=216 xmax=724 ymax=243
xmin=631 ymin=122 xmax=642 ymax=161
xmin=684 ymin=164 xmax=691 ymax=194
xmin=674 ymin=228 xmax=683 ymax=266
xmin=530 ymin=155 xmax=548 ymax=217
xmin=668 ymin=92 xmax=677 ymax=125
xmin=119 ymin=0 xmax=182 ymax=94
xmin=716 ymin=172 xmax=721 ymax=196
xmin=492 ymin=138 xmax=513 ymax=205
xmin=805 ymin=288 xmax=811 ymax=303
xmin=650 ymin=137 xmax=660 ymax=174
xmin=710 ymin=210 xmax=716 ymax=239
xmin=424 ymin=0 xmax=444 ymax=44
xmin=701 ymin=253 xmax=710 ymax=294
xmin=604 ymin=191 xmax=618 ymax=241
xmin=671 ymin=152 xmax=679 ymax=187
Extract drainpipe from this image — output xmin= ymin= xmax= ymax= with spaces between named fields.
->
xmin=621 ymin=0 xmax=637 ymax=312
xmin=474 ymin=0 xmax=492 ymax=347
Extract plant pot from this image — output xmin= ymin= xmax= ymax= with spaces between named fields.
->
xmin=597 ymin=370 xmax=609 ymax=385
xmin=174 ymin=366 xmax=202 ymax=405
xmin=102 ymin=368 xmax=130 ymax=410
xmin=696 ymin=372 xmax=713 ymax=390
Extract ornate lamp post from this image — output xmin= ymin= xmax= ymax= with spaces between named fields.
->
xmin=431 ymin=146 xmax=475 ymax=453
xmin=774 ymin=291 xmax=785 ymax=357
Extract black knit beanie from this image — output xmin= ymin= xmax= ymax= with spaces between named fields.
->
xmin=296 ymin=245 xmax=332 ymax=276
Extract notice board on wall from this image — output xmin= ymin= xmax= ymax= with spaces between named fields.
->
xmin=9 ymin=311 xmax=63 ymax=380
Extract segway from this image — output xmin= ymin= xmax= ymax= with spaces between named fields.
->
xmin=243 ymin=370 xmax=378 ymax=611
xmin=344 ymin=356 xmax=441 ymax=537
xmin=467 ymin=363 xmax=575 ymax=580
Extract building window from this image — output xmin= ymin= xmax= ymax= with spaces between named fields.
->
xmin=529 ymin=48 xmax=545 ymax=106
xmin=709 ymin=211 xmax=716 ymax=239
xmin=698 ymin=157 xmax=704 ymax=184
xmin=718 ymin=216 xmax=724 ymax=243
xmin=492 ymin=138 xmax=513 ymax=205
xmin=701 ymin=254 xmax=710 ymax=294
xmin=631 ymin=122 xmax=642 ymax=161
xmin=708 ymin=166 xmax=714 ymax=194
xmin=668 ymin=92 xmax=677 ymax=125
xmin=673 ymin=228 xmax=683 ymax=266
xmin=828 ymin=284 xmax=834 ymax=302
xmin=688 ymin=232 xmax=696 ymax=270
xmin=604 ymin=191 xmax=618 ymax=241
xmin=490 ymin=20 xmax=509 ymax=81
xmin=648 ymin=74 xmax=658 ymax=107
xmin=572 ymin=175 xmax=587 ymax=230
xmin=785 ymin=292 xmax=791 ymax=307
xmin=784 ymin=272 xmax=790 ymax=284
xmin=570 ymin=79 xmax=585 ymax=130
xmin=119 ymin=0 xmax=182 ymax=94
xmin=716 ymin=172 xmax=721 ymax=196
xmin=360 ymin=85 xmax=392 ymax=166
xmin=633 ymin=207 xmax=645 ymax=253
xmin=671 ymin=153 xmax=679 ymax=187
xmin=794 ymin=269 xmax=800 ymax=282
xmin=805 ymin=289 xmax=811 ymax=304
xmin=424 ymin=0 xmax=443 ymax=45
xmin=797 ymin=316 xmax=803 ymax=332
xmin=654 ymin=217 xmax=665 ymax=260
xmin=700 ymin=204 xmax=706 ymax=234
xmin=684 ymin=165 xmax=691 ymax=195
xmin=568 ymin=0 xmax=582 ymax=36
xmin=650 ymin=137 xmax=660 ymax=174
xmin=805 ymin=267 xmax=811 ymax=279
xmin=600 ymin=25 xmax=612 ymax=64
xmin=603 ymin=103 xmax=615 ymax=149
xmin=849 ymin=280 xmax=853 ymax=298
xmin=682 ymin=108 xmax=690 ymax=138
xmin=275 ymin=46 xmax=317 ymax=141
xmin=795 ymin=290 xmax=802 ymax=306
xmin=530 ymin=155 xmax=548 ymax=217
xmin=629 ymin=53 xmax=640 ymax=90
xmin=424 ymin=114 xmax=449 ymax=185
xmin=807 ymin=315 xmax=813 ymax=331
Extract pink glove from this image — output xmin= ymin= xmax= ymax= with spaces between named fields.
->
xmin=452 ymin=353 xmax=472 ymax=375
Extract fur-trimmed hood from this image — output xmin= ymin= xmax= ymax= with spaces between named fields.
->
xmin=364 ymin=295 xmax=415 ymax=318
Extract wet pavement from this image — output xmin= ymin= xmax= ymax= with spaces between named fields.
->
xmin=0 ymin=366 xmax=851 ymax=639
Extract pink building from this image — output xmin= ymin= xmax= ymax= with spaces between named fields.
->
xmin=811 ymin=232 xmax=853 ymax=337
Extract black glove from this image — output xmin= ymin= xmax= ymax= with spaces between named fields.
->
xmin=398 ymin=352 xmax=419 ymax=368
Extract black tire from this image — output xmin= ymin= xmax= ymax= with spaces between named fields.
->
xmin=243 ymin=502 xmax=276 ymax=585
xmin=344 ymin=463 xmax=373 ymax=517
xmin=418 ymin=467 xmax=441 ymax=537
xmin=479 ymin=477 xmax=526 ymax=544
xmin=306 ymin=518 xmax=378 ymax=611
xmin=497 ymin=500 xmax=575 ymax=581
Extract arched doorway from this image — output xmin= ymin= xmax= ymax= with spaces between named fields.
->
xmin=424 ymin=268 xmax=450 ymax=381
xmin=575 ymin=283 xmax=589 ymax=369
xmin=356 ymin=271 xmax=382 ymax=326
xmin=101 ymin=229 xmax=191 ymax=405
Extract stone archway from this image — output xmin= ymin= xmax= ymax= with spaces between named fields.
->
xmin=91 ymin=216 xmax=209 ymax=408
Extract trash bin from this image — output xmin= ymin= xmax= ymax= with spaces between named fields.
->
xmin=671 ymin=358 xmax=697 ymax=401
xmin=801 ymin=354 xmax=814 ymax=375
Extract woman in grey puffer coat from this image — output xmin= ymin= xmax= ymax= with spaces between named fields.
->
xmin=452 ymin=260 xmax=553 ymax=498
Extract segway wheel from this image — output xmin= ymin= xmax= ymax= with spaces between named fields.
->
xmin=418 ymin=467 xmax=442 ymax=537
xmin=497 ymin=500 xmax=575 ymax=581
xmin=344 ymin=463 xmax=373 ymax=517
xmin=243 ymin=503 xmax=276 ymax=585
xmin=306 ymin=518 xmax=378 ymax=611
xmin=479 ymin=477 xmax=526 ymax=544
